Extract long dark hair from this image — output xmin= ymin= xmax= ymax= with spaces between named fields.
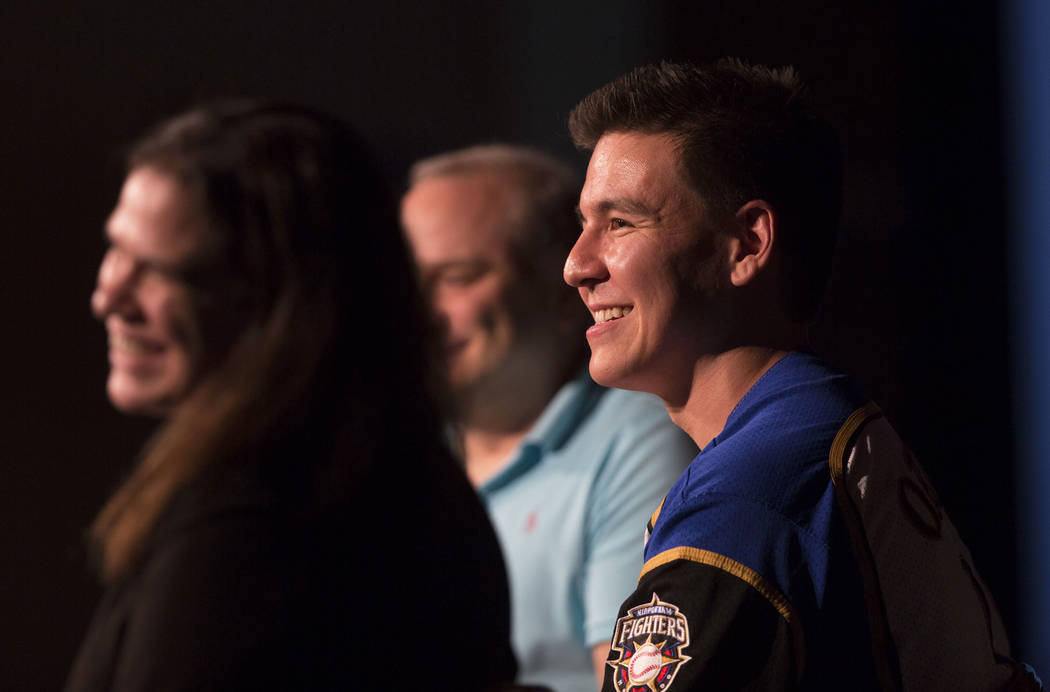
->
xmin=93 ymin=102 xmax=446 ymax=581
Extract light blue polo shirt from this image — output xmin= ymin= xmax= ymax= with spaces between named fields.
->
xmin=478 ymin=371 xmax=695 ymax=692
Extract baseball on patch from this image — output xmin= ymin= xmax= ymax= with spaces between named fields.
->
xmin=629 ymin=643 xmax=663 ymax=683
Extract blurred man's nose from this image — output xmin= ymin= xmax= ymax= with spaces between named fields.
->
xmin=431 ymin=304 xmax=452 ymax=343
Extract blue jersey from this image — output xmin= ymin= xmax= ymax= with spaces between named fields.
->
xmin=646 ymin=352 xmax=866 ymax=629
xmin=601 ymin=352 xmax=1036 ymax=691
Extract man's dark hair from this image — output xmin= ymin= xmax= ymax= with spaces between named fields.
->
xmin=569 ymin=59 xmax=842 ymax=322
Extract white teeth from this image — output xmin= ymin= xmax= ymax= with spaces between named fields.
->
xmin=592 ymin=306 xmax=633 ymax=324
xmin=111 ymin=333 xmax=152 ymax=355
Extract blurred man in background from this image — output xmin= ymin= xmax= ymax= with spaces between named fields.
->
xmin=402 ymin=145 xmax=695 ymax=692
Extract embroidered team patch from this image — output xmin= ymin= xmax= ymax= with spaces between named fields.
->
xmin=608 ymin=593 xmax=691 ymax=691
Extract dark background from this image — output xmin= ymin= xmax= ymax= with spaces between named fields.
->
xmin=1 ymin=1 xmax=1024 ymax=688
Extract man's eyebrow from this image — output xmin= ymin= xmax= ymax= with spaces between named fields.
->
xmin=578 ymin=198 xmax=660 ymax=222
xmin=597 ymin=197 xmax=658 ymax=218
xmin=579 ymin=197 xmax=659 ymax=224
xmin=430 ymin=258 xmax=490 ymax=272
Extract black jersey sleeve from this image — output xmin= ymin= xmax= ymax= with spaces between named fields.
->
xmin=600 ymin=550 xmax=802 ymax=692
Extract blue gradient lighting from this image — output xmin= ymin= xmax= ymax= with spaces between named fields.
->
xmin=1004 ymin=0 xmax=1050 ymax=675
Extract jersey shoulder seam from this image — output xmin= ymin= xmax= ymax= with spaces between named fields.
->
xmin=640 ymin=546 xmax=795 ymax=624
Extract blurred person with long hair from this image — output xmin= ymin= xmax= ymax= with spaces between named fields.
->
xmin=66 ymin=102 xmax=517 ymax=691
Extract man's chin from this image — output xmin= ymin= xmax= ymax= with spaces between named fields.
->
xmin=587 ymin=357 xmax=657 ymax=396
xmin=587 ymin=355 xmax=629 ymax=389
xmin=447 ymin=366 xmax=515 ymax=420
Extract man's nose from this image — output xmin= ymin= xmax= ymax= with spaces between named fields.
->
xmin=563 ymin=227 xmax=606 ymax=289
xmin=90 ymin=249 xmax=137 ymax=319
xmin=429 ymin=299 xmax=453 ymax=340
xmin=416 ymin=279 xmax=451 ymax=337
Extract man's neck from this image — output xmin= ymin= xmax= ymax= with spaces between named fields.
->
xmin=665 ymin=346 xmax=790 ymax=450
xmin=459 ymin=375 xmax=571 ymax=489
xmin=457 ymin=363 xmax=577 ymax=488
xmin=461 ymin=425 xmax=535 ymax=487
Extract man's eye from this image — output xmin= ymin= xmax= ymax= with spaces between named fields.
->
xmin=141 ymin=260 xmax=195 ymax=286
xmin=611 ymin=218 xmax=632 ymax=229
xmin=142 ymin=263 xmax=178 ymax=282
xmin=440 ymin=268 xmax=486 ymax=286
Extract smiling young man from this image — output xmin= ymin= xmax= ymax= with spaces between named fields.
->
xmin=402 ymin=145 xmax=696 ymax=692
xmin=565 ymin=61 xmax=1039 ymax=691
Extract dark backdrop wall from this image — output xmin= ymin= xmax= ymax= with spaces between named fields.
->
xmin=1 ymin=2 xmax=1021 ymax=688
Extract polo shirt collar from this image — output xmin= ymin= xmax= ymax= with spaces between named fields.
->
xmin=479 ymin=368 xmax=605 ymax=495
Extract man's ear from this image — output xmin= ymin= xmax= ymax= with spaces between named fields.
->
xmin=727 ymin=200 xmax=776 ymax=287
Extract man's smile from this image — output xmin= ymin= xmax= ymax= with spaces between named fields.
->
xmin=592 ymin=306 xmax=634 ymax=324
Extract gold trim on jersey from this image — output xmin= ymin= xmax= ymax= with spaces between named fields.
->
xmin=828 ymin=401 xmax=882 ymax=480
xmin=639 ymin=546 xmax=805 ymax=680
xmin=828 ymin=402 xmax=903 ymax=691
xmin=648 ymin=497 xmax=666 ymax=533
